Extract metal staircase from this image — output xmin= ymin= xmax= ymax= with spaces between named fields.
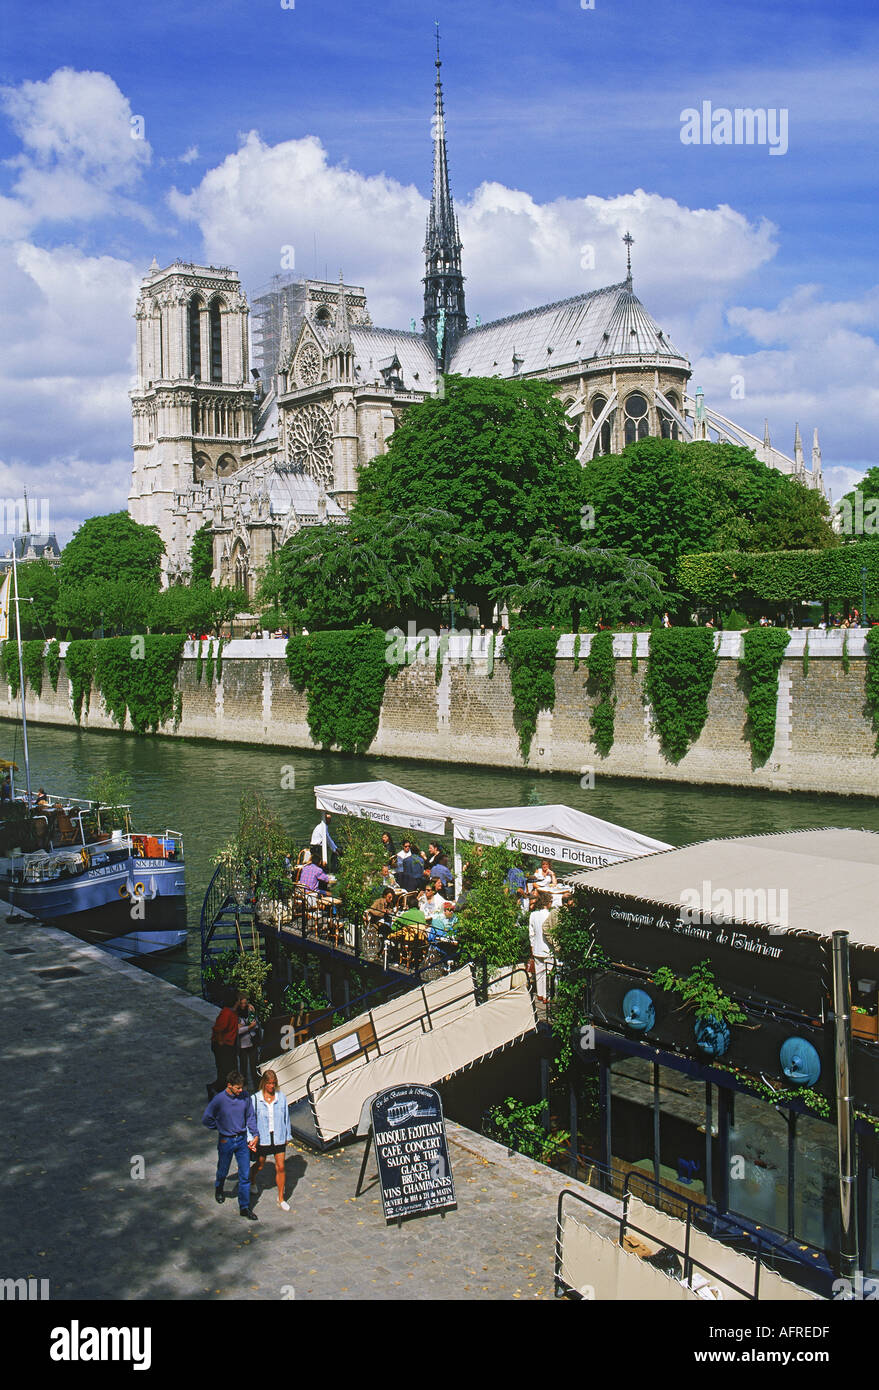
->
xmin=200 ymin=860 xmax=263 ymax=991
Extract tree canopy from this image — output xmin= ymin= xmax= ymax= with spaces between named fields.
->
xmin=58 ymin=512 xmax=165 ymax=590
xmin=582 ymin=438 xmax=836 ymax=584
xmin=354 ymin=375 xmax=584 ymax=623
xmin=259 ymin=511 xmax=471 ymax=630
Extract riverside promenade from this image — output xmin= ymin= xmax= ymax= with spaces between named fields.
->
xmin=1 ymin=907 xmax=617 ymax=1301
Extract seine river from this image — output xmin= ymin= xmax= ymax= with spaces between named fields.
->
xmin=6 ymin=719 xmax=879 ymax=995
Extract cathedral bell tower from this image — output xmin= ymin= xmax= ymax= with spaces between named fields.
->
xmin=128 ymin=261 xmax=254 ymax=580
xmin=422 ymin=32 xmax=467 ymax=370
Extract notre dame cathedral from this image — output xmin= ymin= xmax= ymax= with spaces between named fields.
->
xmin=128 ymin=46 xmax=824 ymax=596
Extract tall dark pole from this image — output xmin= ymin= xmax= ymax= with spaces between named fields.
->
xmin=833 ymin=929 xmax=859 ymax=1286
xmin=861 ymin=565 xmax=867 ymax=624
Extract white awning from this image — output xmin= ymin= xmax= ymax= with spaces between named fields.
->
xmin=313 ymin=780 xmax=457 ymax=837
xmin=452 ymin=804 xmax=670 ymax=871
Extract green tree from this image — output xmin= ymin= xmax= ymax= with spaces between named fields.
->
xmin=260 ymin=512 xmax=468 ymax=631
xmin=189 ymin=523 xmax=214 ymax=583
xmin=583 ymin=438 xmax=836 ymax=585
xmin=14 ymin=558 xmax=59 ymax=638
xmin=58 ymin=512 xmax=164 ymax=590
xmin=454 ymin=843 xmax=529 ymax=969
xmin=55 ymin=577 xmax=155 ymax=636
xmin=333 ymin=816 xmax=388 ymax=926
xmin=355 ymin=376 xmax=584 ymax=624
xmin=497 ymin=533 xmax=668 ymax=630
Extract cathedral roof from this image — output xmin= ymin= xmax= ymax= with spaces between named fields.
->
xmin=350 ymin=327 xmax=439 ymax=392
xmin=447 ymin=282 xmax=687 ymax=379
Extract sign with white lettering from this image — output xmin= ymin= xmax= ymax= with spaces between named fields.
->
xmin=370 ymin=1084 xmax=456 ymax=1222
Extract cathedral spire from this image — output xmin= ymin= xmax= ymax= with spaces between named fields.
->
xmin=422 ymin=28 xmax=467 ymax=370
xmin=794 ymin=421 xmax=804 ymax=472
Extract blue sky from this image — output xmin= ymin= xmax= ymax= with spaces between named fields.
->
xmin=0 ymin=0 xmax=876 ymax=539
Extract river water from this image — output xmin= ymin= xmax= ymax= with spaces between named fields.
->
xmin=6 ymin=718 xmax=879 ymax=995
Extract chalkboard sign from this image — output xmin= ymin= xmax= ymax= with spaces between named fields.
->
xmin=369 ymin=1084 xmax=456 ymax=1222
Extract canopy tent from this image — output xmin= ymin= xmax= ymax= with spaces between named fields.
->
xmin=313 ymin=779 xmax=458 ymax=838
xmin=452 ymin=804 xmax=670 ymax=873
xmin=312 ymin=780 xmax=670 ymax=883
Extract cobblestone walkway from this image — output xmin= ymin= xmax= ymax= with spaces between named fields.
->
xmin=2 ymin=912 xmax=617 ymax=1301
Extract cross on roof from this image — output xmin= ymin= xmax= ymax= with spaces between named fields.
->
xmin=623 ymin=231 xmax=634 ymax=287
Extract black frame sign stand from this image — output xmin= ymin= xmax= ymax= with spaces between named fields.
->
xmin=355 ymin=1084 xmax=457 ymax=1225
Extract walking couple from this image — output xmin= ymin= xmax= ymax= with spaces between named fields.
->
xmin=202 ymin=1068 xmax=293 ymax=1218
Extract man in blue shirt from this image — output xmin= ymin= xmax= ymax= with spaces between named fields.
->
xmin=202 ymin=1070 xmax=259 ymax=1220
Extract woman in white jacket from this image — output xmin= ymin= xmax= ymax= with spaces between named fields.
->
xmin=252 ymin=1069 xmax=294 ymax=1211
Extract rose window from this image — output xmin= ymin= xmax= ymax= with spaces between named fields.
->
xmin=297 ymin=344 xmax=321 ymax=387
xmin=286 ymin=403 xmax=333 ymax=485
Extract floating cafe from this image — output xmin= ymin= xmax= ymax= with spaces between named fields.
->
xmin=4 ymin=623 xmax=879 ymax=1301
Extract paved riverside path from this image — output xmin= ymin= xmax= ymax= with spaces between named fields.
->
xmin=2 ymin=910 xmax=619 ymax=1301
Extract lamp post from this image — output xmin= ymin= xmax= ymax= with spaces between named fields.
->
xmin=449 ymin=587 xmax=455 ymax=633
xmin=861 ymin=565 xmax=867 ymax=625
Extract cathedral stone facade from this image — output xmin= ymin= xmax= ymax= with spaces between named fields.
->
xmin=128 ymin=46 xmax=823 ymax=597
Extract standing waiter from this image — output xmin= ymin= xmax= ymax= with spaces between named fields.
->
xmin=310 ymin=811 xmax=339 ymax=870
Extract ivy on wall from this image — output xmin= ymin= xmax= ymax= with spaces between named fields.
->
xmin=66 ymin=640 xmax=95 ymax=721
xmin=22 ymin=640 xmax=44 ymax=696
xmin=286 ymin=626 xmax=393 ymax=755
xmin=645 ymin=627 xmax=718 ymax=762
xmin=46 ymin=639 xmax=61 ymax=691
xmin=865 ymin=627 xmax=879 ymax=753
xmin=205 ymin=640 xmax=215 ymax=685
xmin=195 ymin=640 xmax=204 ymax=684
xmin=1 ymin=640 xmax=20 ymax=697
xmin=503 ymin=626 xmax=559 ymax=762
xmin=215 ymin=638 xmax=225 ymax=683
xmin=66 ymin=636 xmax=184 ymax=733
xmin=587 ymin=629 xmax=615 ymax=757
xmin=740 ymin=627 xmax=790 ymax=765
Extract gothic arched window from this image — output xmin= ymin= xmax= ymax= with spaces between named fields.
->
xmin=209 ymin=298 xmax=223 ymax=382
xmin=660 ymin=390 xmax=680 ymax=440
xmin=189 ymin=297 xmax=204 ymax=379
xmin=590 ymin=393 xmax=613 ymax=457
xmin=624 ymin=392 xmax=649 ymax=445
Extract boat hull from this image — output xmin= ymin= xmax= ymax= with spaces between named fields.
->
xmin=0 ymin=854 xmax=187 ymax=958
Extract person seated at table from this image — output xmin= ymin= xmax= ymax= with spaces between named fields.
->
xmin=35 ymin=788 xmax=50 ymax=808
xmin=379 ymin=861 xmax=399 ymax=891
xmin=430 ymin=854 xmax=453 ymax=892
xmin=533 ymin=859 xmax=558 ymax=891
xmin=365 ymin=888 xmax=398 ymax=929
xmin=418 ymin=883 xmax=448 ymax=919
xmin=0 ymin=774 xmax=11 ymax=803
xmin=428 ymin=900 xmax=458 ymax=944
xmin=504 ymin=859 xmax=528 ymax=900
xmin=298 ymin=857 xmax=332 ymax=893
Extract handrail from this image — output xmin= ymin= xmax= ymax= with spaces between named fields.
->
xmin=200 ymin=858 xmax=238 ymax=970
xmin=554 ymin=1186 xmax=760 ymax=1301
xmin=303 ymin=961 xmax=529 ymax=1101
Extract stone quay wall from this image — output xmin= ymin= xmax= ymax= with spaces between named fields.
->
xmin=1 ymin=630 xmax=876 ymax=797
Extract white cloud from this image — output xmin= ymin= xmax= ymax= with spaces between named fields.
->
xmin=170 ymin=132 xmax=777 ymax=334
xmin=693 ymin=285 xmax=879 ymax=472
xmin=0 ymin=68 xmax=151 ymax=233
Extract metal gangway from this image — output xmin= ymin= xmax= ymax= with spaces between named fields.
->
xmin=262 ymin=963 xmax=537 ymax=1147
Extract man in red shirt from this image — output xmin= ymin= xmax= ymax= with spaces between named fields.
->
xmin=210 ymin=991 xmax=241 ymax=1097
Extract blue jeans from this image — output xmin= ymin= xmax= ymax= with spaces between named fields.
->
xmin=215 ymin=1132 xmax=251 ymax=1209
